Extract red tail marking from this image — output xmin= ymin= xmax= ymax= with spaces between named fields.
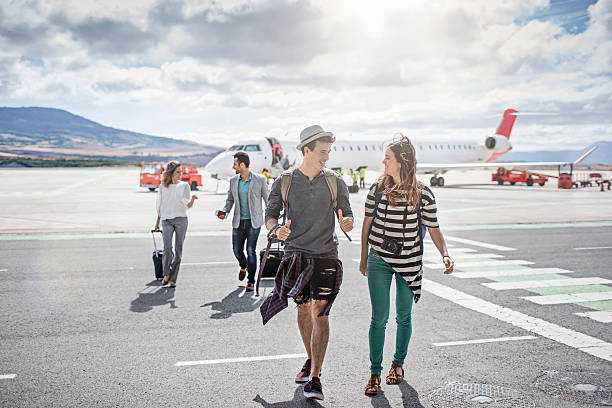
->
xmin=496 ymin=109 xmax=518 ymax=139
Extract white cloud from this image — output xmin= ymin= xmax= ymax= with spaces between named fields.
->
xmin=0 ymin=0 xmax=610 ymax=152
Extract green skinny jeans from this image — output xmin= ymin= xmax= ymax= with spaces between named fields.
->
xmin=367 ymin=249 xmax=414 ymax=375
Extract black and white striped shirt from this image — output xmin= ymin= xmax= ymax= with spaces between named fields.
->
xmin=365 ymin=182 xmax=439 ymax=302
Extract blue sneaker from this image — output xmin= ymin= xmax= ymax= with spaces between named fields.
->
xmin=303 ymin=376 xmax=324 ymax=400
xmin=295 ymin=359 xmax=311 ymax=383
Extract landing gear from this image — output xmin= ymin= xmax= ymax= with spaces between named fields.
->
xmin=430 ymin=176 xmax=445 ymax=187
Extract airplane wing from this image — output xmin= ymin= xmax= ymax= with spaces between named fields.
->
xmin=417 ymin=146 xmax=598 ymax=172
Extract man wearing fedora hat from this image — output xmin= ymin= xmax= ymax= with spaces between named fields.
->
xmin=261 ymin=125 xmax=354 ymax=401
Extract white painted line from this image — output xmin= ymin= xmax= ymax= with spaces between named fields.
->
xmin=483 ymin=277 xmax=612 ymax=291
xmin=423 ymin=253 xmax=504 ymax=261
xmin=182 ymin=261 xmax=235 ymax=266
xmin=426 ymin=260 xmax=533 ymax=269
xmin=423 ymin=278 xmax=612 ymax=362
xmin=0 ymin=374 xmax=16 ymax=380
xmin=176 ymin=353 xmax=307 ymax=367
xmin=444 ymin=236 xmax=516 ymax=251
xmin=575 ymin=311 xmax=612 ymax=323
xmin=0 ymin=269 xmax=7 ymax=272
xmin=433 ymin=335 xmax=537 ymax=347
xmin=574 ymin=246 xmax=612 ymax=251
xmin=453 ymin=268 xmax=574 ymax=279
xmin=521 ymin=291 xmax=612 ymax=305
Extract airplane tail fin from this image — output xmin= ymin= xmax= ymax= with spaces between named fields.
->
xmin=573 ymin=145 xmax=598 ymax=165
xmin=496 ymin=109 xmax=518 ymax=139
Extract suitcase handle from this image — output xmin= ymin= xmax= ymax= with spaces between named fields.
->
xmin=151 ymin=230 xmax=162 ymax=252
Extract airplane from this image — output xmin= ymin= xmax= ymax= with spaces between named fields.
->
xmin=203 ymin=109 xmax=596 ymax=187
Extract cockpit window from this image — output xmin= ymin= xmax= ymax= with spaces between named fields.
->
xmin=244 ymin=145 xmax=261 ymax=152
xmin=228 ymin=145 xmax=245 ymax=151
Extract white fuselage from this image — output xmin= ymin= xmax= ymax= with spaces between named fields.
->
xmin=204 ymin=136 xmax=505 ymax=179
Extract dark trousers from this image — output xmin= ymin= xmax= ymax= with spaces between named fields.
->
xmin=232 ymin=219 xmax=261 ymax=284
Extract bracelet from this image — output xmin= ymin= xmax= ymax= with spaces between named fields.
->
xmin=442 ymin=255 xmax=450 ymax=259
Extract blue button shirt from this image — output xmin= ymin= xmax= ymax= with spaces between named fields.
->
xmin=238 ymin=173 xmax=252 ymax=220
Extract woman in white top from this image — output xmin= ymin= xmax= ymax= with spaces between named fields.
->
xmin=154 ymin=161 xmax=197 ymax=288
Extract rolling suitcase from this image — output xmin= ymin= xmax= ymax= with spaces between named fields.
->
xmin=151 ymin=230 xmax=164 ymax=280
xmin=348 ymin=183 xmax=359 ymax=193
xmin=256 ymin=231 xmax=284 ymax=296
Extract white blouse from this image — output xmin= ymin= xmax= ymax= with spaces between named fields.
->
xmin=156 ymin=182 xmax=191 ymax=220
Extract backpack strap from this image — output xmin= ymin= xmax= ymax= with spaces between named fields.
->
xmin=280 ymin=169 xmax=295 ymax=224
xmin=368 ymin=182 xmax=382 ymax=238
xmin=324 ymin=169 xmax=351 ymax=241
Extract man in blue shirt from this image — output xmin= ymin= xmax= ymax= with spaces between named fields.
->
xmin=219 ymin=152 xmax=269 ymax=291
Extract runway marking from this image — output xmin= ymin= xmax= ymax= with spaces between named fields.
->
xmin=443 ymin=236 xmax=516 ymax=251
xmin=423 ymin=278 xmax=612 ymax=362
xmin=452 ymin=268 xmax=574 ymax=279
xmin=175 ymin=353 xmax=307 ymax=367
xmin=0 ymin=374 xmax=16 ymax=380
xmin=433 ymin=335 xmax=537 ymax=347
xmin=529 ymin=284 xmax=612 ymax=296
xmin=573 ymin=246 xmax=612 ymax=251
xmin=521 ymin=291 xmax=612 ymax=305
xmin=0 ymin=269 xmax=7 ymax=272
xmin=426 ymin=260 xmax=533 ymax=269
xmin=574 ymin=311 xmax=612 ymax=323
xmin=423 ymin=253 xmax=504 ymax=261
xmin=443 ymin=220 xmax=612 ymax=232
xmin=183 ymin=261 xmax=235 ymax=266
xmin=576 ymin=300 xmax=612 ymax=311
xmin=483 ymin=277 xmax=611 ymax=291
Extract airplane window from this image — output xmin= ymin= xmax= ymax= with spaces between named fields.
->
xmin=464 ymin=144 xmax=467 ymax=149
xmin=372 ymin=145 xmax=376 ymax=150
xmin=419 ymin=145 xmax=423 ymax=150
xmin=379 ymin=146 xmax=382 ymax=151
xmin=357 ymin=146 xmax=361 ymax=151
xmin=365 ymin=146 xmax=368 ymax=151
xmin=434 ymin=145 xmax=438 ymax=150
xmin=349 ymin=146 xmax=353 ymax=151
xmin=448 ymin=145 xmax=451 ymax=149
xmin=428 ymin=145 xmax=432 ymax=150
xmin=244 ymin=145 xmax=261 ymax=152
xmin=342 ymin=146 xmax=345 ymax=151
xmin=333 ymin=146 xmax=337 ymax=151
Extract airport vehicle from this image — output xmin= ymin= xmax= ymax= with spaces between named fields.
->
xmin=492 ymin=168 xmax=548 ymax=186
xmin=139 ymin=162 xmax=202 ymax=191
xmin=205 ymin=109 xmax=598 ymax=187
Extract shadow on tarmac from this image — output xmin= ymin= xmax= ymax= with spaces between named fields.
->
xmin=253 ymin=386 xmax=324 ymax=407
xmin=129 ymin=285 xmax=177 ymax=313
xmin=368 ymin=382 xmax=424 ymax=407
xmin=200 ymin=286 xmax=263 ymax=319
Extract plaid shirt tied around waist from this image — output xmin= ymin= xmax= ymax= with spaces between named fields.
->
xmin=259 ymin=249 xmax=343 ymax=325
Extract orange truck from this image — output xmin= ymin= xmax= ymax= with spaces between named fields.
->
xmin=140 ymin=162 xmax=202 ymax=191
xmin=492 ymin=168 xmax=548 ymax=186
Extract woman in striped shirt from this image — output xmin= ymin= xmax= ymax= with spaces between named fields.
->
xmin=360 ymin=136 xmax=454 ymax=396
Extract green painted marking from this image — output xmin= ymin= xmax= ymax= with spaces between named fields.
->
xmin=457 ymin=265 xmax=529 ymax=272
xmin=487 ymin=274 xmax=571 ymax=282
xmin=527 ymin=285 xmax=612 ymax=295
xmin=0 ymin=230 xmax=230 ymax=241
xmin=444 ymin=220 xmax=612 ymax=231
xmin=575 ymin=300 xmax=612 ymax=311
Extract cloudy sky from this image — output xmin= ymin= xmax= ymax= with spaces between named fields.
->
xmin=1 ymin=0 xmax=610 ymax=151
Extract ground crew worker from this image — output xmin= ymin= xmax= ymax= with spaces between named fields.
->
xmin=351 ymin=168 xmax=359 ymax=187
xmin=359 ymin=167 xmax=366 ymax=189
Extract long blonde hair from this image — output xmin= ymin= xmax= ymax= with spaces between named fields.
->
xmin=161 ymin=161 xmax=181 ymax=187
xmin=380 ymin=135 xmax=421 ymax=208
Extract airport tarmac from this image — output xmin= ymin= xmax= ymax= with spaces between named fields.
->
xmin=1 ymin=167 xmax=611 ymax=407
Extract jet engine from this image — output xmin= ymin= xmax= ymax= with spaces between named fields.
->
xmin=485 ymin=135 xmax=511 ymax=153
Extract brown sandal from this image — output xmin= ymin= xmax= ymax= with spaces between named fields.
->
xmin=364 ymin=374 xmax=381 ymax=395
xmin=385 ymin=363 xmax=404 ymax=385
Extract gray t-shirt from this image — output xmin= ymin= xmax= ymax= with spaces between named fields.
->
xmin=265 ymin=169 xmax=353 ymax=255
